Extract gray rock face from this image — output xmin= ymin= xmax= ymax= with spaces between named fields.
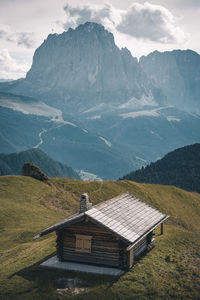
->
xmin=14 ymin=22 xmax=155 ymax=112
xmin=22 ymin=162 xmax=49 ymax=183
xmin=140 ymin=50 xmax=200 ymax=113
xmin=2 ymin=23 xmax=200 ymax=115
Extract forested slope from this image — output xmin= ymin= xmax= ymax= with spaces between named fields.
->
xmin=123 ymin=143 xmax=200 ymax=193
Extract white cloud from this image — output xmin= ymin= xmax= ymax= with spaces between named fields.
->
xmin=0 ymin=49 xmax=29 ymax=79
xmin=61 ymin=3 xmax=120 ymax=32
xmin=117 ymin=2 xmax=186 ymax=43
xmin=61 ymin=2 xmax=186 ymax=44
xmin=0 ymin=23 xmax=35 ymax=48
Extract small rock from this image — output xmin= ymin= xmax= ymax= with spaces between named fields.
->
xmin=22 ymin=162 xmax=49 ymax=183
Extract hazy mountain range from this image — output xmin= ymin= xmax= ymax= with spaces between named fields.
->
xmin=0 ymin=22 xmax=200 ymax=179
xmin=0 ymin=148 xmax=80 ymax=179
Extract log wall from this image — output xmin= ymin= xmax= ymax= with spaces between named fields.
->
xmin=133 ymin=236 xmax=147 ymax=257
xmin=56 ymin=219 xmax=127 ymax=268
xmin=56 ymin=220 xmax=154 ymax=269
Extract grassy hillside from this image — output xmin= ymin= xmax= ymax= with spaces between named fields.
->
xmin=0 ymin=176 xmax=200 ymax=299
xmin=122 ymin=143 xmax=200 ymax=193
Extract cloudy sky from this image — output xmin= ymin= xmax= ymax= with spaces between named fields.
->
xmin=0 ymin=0 xmax=199 ymax=79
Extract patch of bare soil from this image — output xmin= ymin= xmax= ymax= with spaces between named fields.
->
xmin=56 ymin=277 xmax=88 ymax=297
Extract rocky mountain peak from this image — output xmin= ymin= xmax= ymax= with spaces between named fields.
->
xmin=12 ymin=22 xmax=154 ymax=112
xmin=76 ymin=21 xmax=106 ymax=33
xmin=43 ymin=22 xmax=114 ymax=46
xmin=140 ymin=49 xmax=200 ymax=113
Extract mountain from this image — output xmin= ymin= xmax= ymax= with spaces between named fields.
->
xmin=0 ymin=148 xmax=80 ymax=179
xmin=82 ymin=106 xmax=200 ymax=165
xmin=0 ymin=93 xmax=135 ymax=179
xmin=0 ymin=176 xmax=200 ymax=299
xmin=140 ymin=49 xmax=200 ymax=114
xmin=1 ymin=94 xmax=200 ymax=179
xmin=0 ymin=22 xmax=200 ymax=180
xmin=3 ymin=24 xmax=200 ymax=116
xmin=5 ymin=22 xmax=161 ymax=113
xmin=122 ymin=143 xmax=200 ymax=193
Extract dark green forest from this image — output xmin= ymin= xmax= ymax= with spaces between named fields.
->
xmin=0 ymin=148 xmax=80 ymax=179
xmin=123 ymin=143 xmax=200 ymax=193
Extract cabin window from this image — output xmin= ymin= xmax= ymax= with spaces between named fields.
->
xmin=75 ymin=234 xmax=92 ymax=253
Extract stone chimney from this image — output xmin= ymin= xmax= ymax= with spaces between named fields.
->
xmin=79 ymin=193 xmax=92 ymax=213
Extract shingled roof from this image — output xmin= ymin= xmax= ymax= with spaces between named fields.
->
xmin=35 ymin=192 xmax=169 ymax=245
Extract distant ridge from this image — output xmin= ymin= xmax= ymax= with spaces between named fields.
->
xmin=122 ymin=143 xmax=200 ymax=193
xmin=140 ymin=49 xmax=200 ymax=114
xmin=0 ymin=148 xmax=80 ymax=179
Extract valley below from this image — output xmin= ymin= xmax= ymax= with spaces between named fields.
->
xmin=1 ymin=91 xmax=200 ymax=180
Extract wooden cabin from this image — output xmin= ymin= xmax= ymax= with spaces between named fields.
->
xmin=35 ymin=192 xmax=169 ymax=270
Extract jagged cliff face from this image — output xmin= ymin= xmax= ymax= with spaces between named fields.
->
xmin=14 ymin=22 xmax=156 ymax=112
xmin=140 ymin=50 xmax=200 ymax=113
xmin=6 ymin=22 xmax=200 ymax=115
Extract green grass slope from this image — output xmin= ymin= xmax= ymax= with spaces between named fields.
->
xmin=0 ymin=176 xmax=200 ymax=299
